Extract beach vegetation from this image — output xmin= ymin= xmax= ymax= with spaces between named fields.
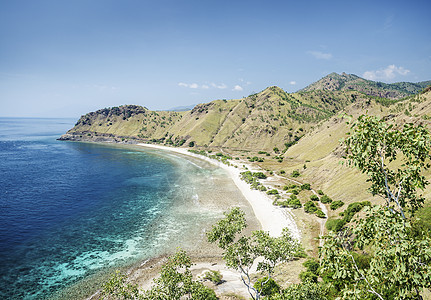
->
xmin=267 ymin=189 xmax=279 ymax=195
xmin=207 ymin=207 xmax=300 ymax=300
xmin=102 ymin=249 xmax=216 ymax=300
xmin=202 ymin=270 xmax=223 ymax=285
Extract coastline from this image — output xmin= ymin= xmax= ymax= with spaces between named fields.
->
xmin=53 ymin=141 xmax=301 ymax=299
xmin=136 ymin=143 xmax=300 ymax=239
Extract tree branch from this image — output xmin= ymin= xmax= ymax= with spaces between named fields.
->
xmin=349 ymin=253 xmax=384 ymax=300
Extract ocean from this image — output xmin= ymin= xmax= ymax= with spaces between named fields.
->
xmin=0 ymin=118 xmax=234 ymax=299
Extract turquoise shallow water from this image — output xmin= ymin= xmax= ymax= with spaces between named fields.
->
xmin=0 ymin=118 xmax=224 ymax=299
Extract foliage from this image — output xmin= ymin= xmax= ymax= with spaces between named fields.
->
xmin=273 ymin=280 xmax=328 ymax=300
xmin=207 ymin=207 xmax=300 ymax=300
xmin=203 ymin=270 xmax=223 ymax=285
xmin=319 ymin=195 xmax=332 ymax=204
xmin=321 ymin=115 xmax=431 ymax=299
xmin=102 ymin=249 xmax=217 ymax=300
xmin=317 ymin=190 xmax=324 ymax=195
xmin=304 ymin=201 xmax=318 ymax=213
xmin=291 ymin=170 xmax=300 ymax=177
xmin=102 ymin=270 xmax=140 ymax=299
xmin=321 ymin=207 xmax=431 ymax=299
xmin=343 ymin=114 xmax=431 ymax=216
xmin=253 ymin=277 xmax=280 ymax=296
xmin=329 ymin=200 xmax=344 ymax=210
xmin=267 ymin=189 xmax=279 ymax=195
xmin=253 ymin=172 xmax=267 ymax=179
xmin=300 ymin=183 xmax=311 ymax=190
xmin=325 ymin=218 xmax=346 ymax=232
xmin=310 ymin=194 xmax=319 ymax=201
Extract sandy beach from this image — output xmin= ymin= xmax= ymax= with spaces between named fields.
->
xmin=59 ymin=142 xmax=302 ymax=300
xmin=136 ymin=143 xmax=300 ymax=239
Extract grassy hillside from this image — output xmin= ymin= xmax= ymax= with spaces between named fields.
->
xmin=60 ymin=86 xmax=368 ymax=150
xmin=299 ymin=72 xmax=431 ymax=100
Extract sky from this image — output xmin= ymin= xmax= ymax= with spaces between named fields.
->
xmin=1 ymin=0 xmax=430 ymax=118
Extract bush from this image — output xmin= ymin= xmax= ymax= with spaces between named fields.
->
xmin=299 ymin=271 xmax=318 ymax=283
xmin=301 ymin=183 xmax=311 ymax=190
xmin=188 ymin=141 xmax=195 ymax=147
xmin=320 ymin=195 xmax=332 ymax=204
xmin=325 ymin=218 xmax=346 ymax=232
xmin=288 ymin=198 xmax=302 ymax=209
xmin=304 ymin=201 xmax=318 ymax=213
xmin=330 ymin=200 xmax=344 ymax=210
xmin=292 ymin=170 xmax=300 ymax=177
xmin=267 ymin=189 xmax=279 ymax=195
xmin=191 ymin=282 xmax=218 ymax=300
xmin=253 ymin=172 xmax=267 ymax=179
xmin=317 ymin=190 xmax=324 ymax=195
xmin=310 ymin=195 xmax=319 ymax=201
xmin=303 ymin=258 xmax=320 ymax=274
xmin=315 ymin=209 xmax=326 ymax=218
xmin=253 ymin=277 xmax=280 ymax=296
xmin=203 ymin=270 xmax=223 ymax=284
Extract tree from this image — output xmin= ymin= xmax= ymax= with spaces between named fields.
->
xmin=320 ymin=115 xmax=431 ymax=299
xmin=207 ymin=207 xmax=300 ymax=300
xmin=102 ymin=249 xmax=217 ymax=300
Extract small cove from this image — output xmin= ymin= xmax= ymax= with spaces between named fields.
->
xmin=0 ymin=118 xmax=257 ymax=299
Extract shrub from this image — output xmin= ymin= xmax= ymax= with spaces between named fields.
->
xmin=292 ymin=170 xmax=300 ymax=177
xmin=253 ymin=172 xmax=267 ymax=179
xmin=310 ymin=195 xmax=319 ymax=201
xmin=267 ymin=189 xmax=279 ymax=195
xmin=317 ymin=190 xmax=324 ymax=195
xmin=203 ymin=270 xmax=223 ymax=285
xmin=325 ymin=218 xmax=346 ymax=232
xmin=288 ymin=198 xmax=302 ymax=209
xmin=304 ymin=201 xmax=318 ymax=213
xmin=330 ymin=200 xmax=344 ymax=210
xmin=301 ymin=183 xmax=311 ymax=190
xmin=315 ymin=209 xmax=326 ymax=218
xmin=303 ymin=258 xmax=320 ymax=274
xmin=299 ymin=271 xmax=318 ymax=283
xmin=253 ymin=277 xmax=280 ymax=296
xmin=320 ymin=195 xmax=332 ymax=204
xmin=188 ymin=141 xmax=195 ymax=147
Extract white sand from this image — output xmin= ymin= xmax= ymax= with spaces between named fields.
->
xmin=136 ymin=143 xmax=300 ymax=240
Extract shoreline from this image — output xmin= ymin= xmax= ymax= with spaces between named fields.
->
xmin=136 ymin=143 xmax=300 ymax=240
xmin=54 ymin=141 xmax=301 ymax=299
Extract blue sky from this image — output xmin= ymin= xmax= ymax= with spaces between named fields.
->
xmin=1 ymin=0 xmax=430 ymax=118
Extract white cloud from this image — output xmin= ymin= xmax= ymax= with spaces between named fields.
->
xmin=363 ymin=65 xmax=410 ymax=82
xmin=289 ymin=81 xmax=297 ymax=85
xmin=233 ymin=85 xmax=243 ymax=91
xmin=178 ymin=82 xmax=200 ymax=89
xmin=211 ymin=82 xmax=227 ymax=89
xmin=308 ymin=51 xmax=332 ymax=60
xmin=179 ymin=82 xmax=228 ymax=90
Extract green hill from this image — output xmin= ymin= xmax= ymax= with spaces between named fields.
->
xmin=60 ymin=86 xmax=369 ymax=151
xmin=299 ymin=72 xmax=431 ymax=100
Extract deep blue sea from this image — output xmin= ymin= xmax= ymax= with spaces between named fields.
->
xmin=0 ymin=118 xmax=224 ymax=299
